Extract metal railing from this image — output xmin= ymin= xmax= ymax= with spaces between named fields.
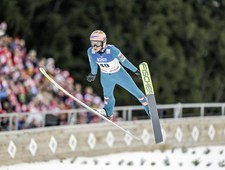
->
xmin=0 ymin=102 xmax=224 ymax=131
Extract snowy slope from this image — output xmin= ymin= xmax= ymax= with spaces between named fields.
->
xmin=0 ymin=145 xmax=225 ymax=170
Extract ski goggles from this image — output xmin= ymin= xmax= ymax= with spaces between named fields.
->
xmin=90 ymin=40 xmax=103 ymax=47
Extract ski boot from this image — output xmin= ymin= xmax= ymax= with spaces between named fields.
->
xmin=94 ymin=108 xmax=111 ymax=120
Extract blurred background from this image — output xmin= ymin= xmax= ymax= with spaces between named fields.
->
xmin=1 ymin=0 xmax=224 ymax=106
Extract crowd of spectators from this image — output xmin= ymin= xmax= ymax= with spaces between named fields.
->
xmin=0 ymin=21 xmax=109 ymax=131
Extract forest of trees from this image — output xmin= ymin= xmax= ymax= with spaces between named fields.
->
xmin=0 ymin=0 xmax=225 ymax=105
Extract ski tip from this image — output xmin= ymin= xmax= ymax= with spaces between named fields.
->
xmin=39 ymin=67 xmax=46 ymax=74
xmin=139 ymin=62 xmax=148 ymax=66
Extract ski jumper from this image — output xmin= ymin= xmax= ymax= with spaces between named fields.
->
xmin=87 ymin=44 xmax=149 ymax=116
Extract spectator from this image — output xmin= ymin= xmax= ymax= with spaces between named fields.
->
xmin=0 ymin=21 xmax=7 ymax=37
xmin=0 ymin=21 xmax=107 ymax=131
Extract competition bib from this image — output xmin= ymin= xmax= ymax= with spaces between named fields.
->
xmin=97 ymin=58 xmax=121 ymax=73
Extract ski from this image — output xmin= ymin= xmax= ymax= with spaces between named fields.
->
xmin=39 ymin=67 xmax=140 ymax=140
xmin=139 ymin=62 xmax=163 ymax=144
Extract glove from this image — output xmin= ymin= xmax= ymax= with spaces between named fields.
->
xmin=86 ymin=73 xmax=96 ymax=82
xmin=135 ymin=70 xmax=142 ymax=80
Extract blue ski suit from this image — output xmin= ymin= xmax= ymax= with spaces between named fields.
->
xmin=87 ymin=44 xmax=149 ymax=116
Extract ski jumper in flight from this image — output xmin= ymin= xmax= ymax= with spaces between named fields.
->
xmin=86 ymin=30 xmax=150 ymax=118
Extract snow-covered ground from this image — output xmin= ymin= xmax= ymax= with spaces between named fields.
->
xmin=1 ymin=145 xmax=225 ymax=170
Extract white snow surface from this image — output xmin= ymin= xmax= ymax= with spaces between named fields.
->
xmin=1 ymin=145 xmax=225 ymax=170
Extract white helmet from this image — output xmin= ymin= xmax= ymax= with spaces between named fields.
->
xmin=90 ymin=30 xmax=107 ymax=49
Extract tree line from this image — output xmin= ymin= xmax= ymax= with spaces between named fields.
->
xmin=0 ymin=0 xmax=225 ymax=105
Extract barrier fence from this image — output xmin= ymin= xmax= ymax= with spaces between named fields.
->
xmin=0 ymin=116 xmax=225 ymax=166
xmin=0 ymin=103 xmax=225 ymax=131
